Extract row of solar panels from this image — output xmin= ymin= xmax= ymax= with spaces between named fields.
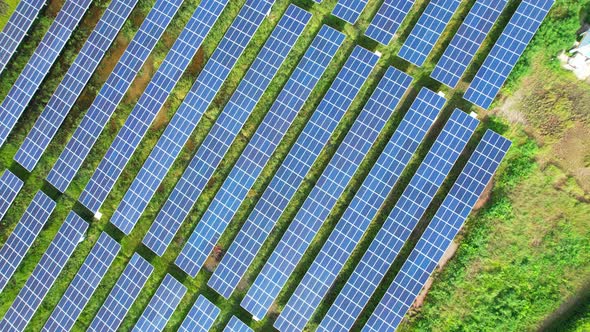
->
xmin=0 ymin=0 xmax=548 ymax=330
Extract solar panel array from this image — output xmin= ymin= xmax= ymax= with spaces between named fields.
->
xmin=14 ymin=0 xmax=138 ymax=172
xmin=79 ymin=0 xmax=229 ymax=214
xmin=224 ymin=316 xmax=253 ymax=332
xmin=0 ymin=191 xmax=55 ymax=294
xmin=179 ymin=295 xmax=221 ymax=332
xmin=332 ymin=0 xmax=368 ymax=24
xmin=143 ymin=4 xmax=312 ymax=256
xmin=363 ymin=130 xmax=511 ymax=332
xmin=464 ymin=0 xmax=554 ymax=109
xmin=132 ymin=274 xmax=186 ymax=332
xmin=209 ymin=67 xmax=411 ymax=299
xmin=110 ymin=0 xmax=275 ymax=235
xmin=0 ymin=212 xmax=87 ymax=332
xmin=0 ymin=0 xmax=45 ymax=74
xmin=176 ymin=45 xmax=378 ymax=278
xmin=42 ymin=233 xmax=120 ymax=332
xmin=0 ymin=170 xmax=23 ymax=221
xmin=46 ymin=0 xmax=184 ymax=193
xmin=431 ymin=0 xmax=508 ymax=88
xmin=398 ymin=0 xmax=462 ymax=67
xmin=0 ymin=0 xmax=93 ymax=147
xmin=364 ymin=0 xmax=415 ymax=45
xmin=88 ymin=253 xmax=154 ymax=332
xmin=317 ymin=109 xmax=479 ymax=332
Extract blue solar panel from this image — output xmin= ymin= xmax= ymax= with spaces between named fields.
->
xmin=363 ymin=130 xmax=511 ymax=332
xmin=209 ymin=67 xmax=411 ymax=299
xmin=179 ymin=295 xmax=221 ymax=332
xmin=132 ymin=274 xmax=187 ymax=332
xmin=146 ymin=26 xmax=338 ymax=262
xmin=332 ymin=0 xmax=368 ymax=24
xmin=176 ymin=46 xmax=378 ymax=278
xmin=431 ymin=0 xmax=508 ymax=88
xmin=365 ymin=0 xmax=414 ymax=45
xmin=398 ymin=0 xmax=462 ymax=67
xmin=0 ymin=0 xmax=93 ymax=148
xmin=14 ymin=0 xmax=138 ymax=172
xmin=464 ymin=0 xmax=554 ymax=109
xmin=110 ymin=0 xmax=276 ymax=235
xmin=0 ymin=191 xmax=55 ymax=294
xmin=0 ymin=170 xmax=23 ymax=222
xmin=88 ymin=253 xmax=154 ymax=332
xmin=78 ymin=0 xmax=229 ymax=213
xmin=0 ymin=0 xmax=45 ymax=74
xmin=0 ymin=212 xmax=87 ymax=332
xmin=224 ymin=316 xmax=253 ymax=332
xmin=42 ymin=233 xmax=120 ymax=332
xmin=46 ymin=0 xmax=184 ymax=193
xmin=317 ymin=110 xmax=480 ymax=332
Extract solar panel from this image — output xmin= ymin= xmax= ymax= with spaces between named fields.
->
xmin=143 ymin=5 xmax=313 ymax=257
xmin=88 ymin=253 xmax=154 ymax=332
xmin=0 ymin=0 xmax=93 ymax=148
xmin=224 ymin=316 xmax=253 ymax=332
xmin=46 ymin=0 xmax=184 ymax=193
xmin=0 ymin=191 xmax=55 ymax=294
xmin=176 ymin=46 xmax=379 ymax=278
xmin=42 ymin=233 xmax=120 ymax=332
xmin=14 ymin=0 xmax=138 ymax=172
xmin=397 ymin=0 xmax=462 ymax=67
xmin=363 ymin=130 xmax=511 ymax=332
xmin=332 ymin=0 xmax=368 ymax=24
xmin=317 ymin=109 xmax=480 ymax=332
xmin=0 ymin=212 xmax=87 ymax=332
xmin=464 ymin=0 xmax=554 ymax=109
xmin=0 ymin=0 xmax=45 ymax=74
xmin=0 ymin=170 xmax=23 ymax=222
xmin=132 ymin=274 xmax=187 ymax=332
xmin=364 ymin=0 xmax=415 ymax=45
xmin=179 ymin=295 xmax=221 ymax=332
xmin=78 ymin=0 xmax=229 ymax=214
xmin=110 ymin=0 xmax=276 ymax=235
xmin=431 ymin=0 xmax=509 ymax=88
xmin=209 ymin=67 xmax=411 ymax=299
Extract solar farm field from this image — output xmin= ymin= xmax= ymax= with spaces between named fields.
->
xmin=0 ymin=0 xmax=589 ymax=331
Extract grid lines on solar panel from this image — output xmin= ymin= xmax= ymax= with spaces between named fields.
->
xmin=224 ymin=316 xmax=253 ymax=332
xmin=363 ymin=130 xmax=511 ymax=332
xmin=0 ymin=212 xmax=87 ymax=332
xmin=332 ymin=0 xmax=368 ymax=24
xmin=364 ymin=0 xmax=414 ymax=45
xmin=175 ymin=45 xmax=379 ymax=278
xmin=42 ymin=233 xmax=120 ymax=332
xmin=397 ymin=0 xmax=461 ymax=67
xmin=431 ymin=0 xmax=508 ymax=88
xmin=13 ymin=0 xmax=138 ymax=172
xmin=317 ymin=109 xmax=480 ymax=332
xmin=464 ymin=0 xmax=554 ymax=109
xmin=132 ymin=274 xmax=186 ymax=332
xmin=0 ymin=170 xmax=23 ymax=222
xmin=45 ymin=0 xmax=184 ymax=193
xmin=179 ymin=295 xmax=221 ymax=332
xmin=87 ymin=253 xmax=154 ymax=332
xmin=0 ymin=191 xmax=55 ymax=294
xmin=208 ymin=66 xmax=412 ymax=299
xmin=242 ymin=87 xmax=444 ymax=320
xmin=0 ymin=0 xmax=45 ymax=75
xmin=0 ymin=0 xmax=93 ymax=148
xmin=78 ymin=0 xmax=229 ymax=214
xmin=110 ymin=0 xmax=276 ymax=236
xmin=144 ymin=23 xmax=338 ymax=258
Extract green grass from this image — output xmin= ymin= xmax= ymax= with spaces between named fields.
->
xmin=0 ymin=0 xmax=589 ymax=331
xmin=0 ymin=0 xmax=19 ymax=30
